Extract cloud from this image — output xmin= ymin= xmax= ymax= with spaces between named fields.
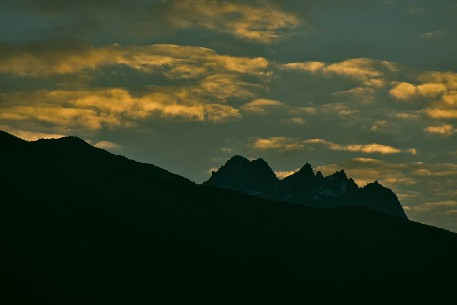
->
xmin=4 ymin=0 xmax=308 ymax=44
xmin=253 ymin=137 xmax=305 ymax=150
xmin=389 ymin=82 xmax=418 ymax=100
xmin=0 ymin=88 xmax=242 ymax=129
xmin=370 ymin=120 xmax=389 ymax=132
xmin=417 ymin=83 xmax=447 ymax=98
xmin=168 ymin=0 xmax=301 ymax=43
xmin=0 ymin=125 xmax=65 ymax=141
xmin=282 ymin=58 xmax=396 ymax=81
xmin=389 ymin=82 xmax=447 ymax=101
xmin=252 ymin=137 xmax=415 ymax=155
xmin=0 ymin=43 xmax=270 ymax=77
xmin=405 ymin=201 xmax=457 ymax=212
xmin=333 ymin=87 xmax=376 ymax=103
xmin=394 ymin=112 xmax=421 ymax=120
xmin=418 ymin=72 xmax=457 ymax=90
xmin=424 ymin=124 xmax=456 ymax=136
xmin=425 ymin=108 xmax=457 ymax=119
xmin=94 ymin=140 xmax=121 ymax=150
xmin=282 ymin=62 xmax=325 ymax=73
xmin=0 ymin=44 xmax=277 ymax=130
xmin=275 ymin=169 xmax=299 ymax=179
xmin=323 ymin=58 xmax=387 ymax=80
xmin=241 ymin=98 xmax=284 ymax=113
xmin=320 ymin=103 xmax=359 ymax=117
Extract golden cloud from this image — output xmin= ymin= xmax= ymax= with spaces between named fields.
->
xmin=389 ymin=82 xmax=418 ymax=101
xmin=169 ymin=0 xmax=300 ymax=43
xmin=275 ymin=169 xmax=300 ymax=179
xmin=425 ymin=108 xmax=457 ymax=119
xmin=0 ymin=45 xmax=120 ymax=76
xmin=424 ymin=124 xmax=455 ymax=136
xmin=0 ymin=88 xmax=241 ymax=129
xmin=282 ymin=58 xmax=395 ymax=82
xmin=0 ymin=126 xmax=65 ymax=141
xmin=253 ymin=137 xmax=305 ymax=151
xmin=0 ymin=43 xmax=270 ymax=78
xmin=282 ymin=62 xmax=325 ymax=73
xmin=241 ymin=99 xmax=284 ymax=113
xmin=323 ymin=58 xmax=385 ymax=80
xmin=418 ymin=72 xmax=457 ymax=90
xmin=253 ymin=137 xmax=415 ymax=155
xmin=417 ymin=83 xmax=447 ymax=98
xmin=94 ymin=141 xmax=121 ymax=150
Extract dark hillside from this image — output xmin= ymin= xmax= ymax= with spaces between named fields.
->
xmin=1 ymin=131 xmax=456 ymax=303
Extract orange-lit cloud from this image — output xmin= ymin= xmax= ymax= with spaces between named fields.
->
xmin=418 ymin=72 xmax=457 ymax=90
xmin=253 ymin=137 xmax=305 ymax=151
xmin=389 ymin=82 xmax=418 ymax=100
xmin=241 ymin=99 xmax=284 ymax=113
xmin=0 ymin=88 xmax=242 ymax=129
xmin=169 ymin=0 xmax=301 ymax=43
xmin=0 ymin=43 xmax=270 ymax=78
xmin=94 ymin=141 xmax=121 ymax=150
xmin=425 ymin=108 xmax=457 ymax=119
xmin=252 ymin=137 xmax=415 ymax=155
xmin=0 ymin=126 xmax=65 ymax=141
xmin=424 ymin=124 xmax=456 ymax=136
xmin=389 ymin=82 xmax=447 ymax=101
xmin=274 ymin=169 xmax=300 ymax=179
xmin=282 ymin=62 xmax=325 ymax=73
xmin=283 ymin=58 xmax=395 ymax=82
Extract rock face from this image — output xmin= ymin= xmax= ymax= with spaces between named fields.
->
xmin=204 ymin=156 xmax=408 ymax=219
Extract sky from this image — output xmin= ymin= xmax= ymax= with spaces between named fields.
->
xmin=1 ymin=0 xmax=456 ymax=231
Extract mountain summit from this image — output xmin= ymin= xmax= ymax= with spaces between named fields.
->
xmin=205 ymin=155 xmax=279 ymax=197
xmin=204 ymin=156 xmax=407 ymax=219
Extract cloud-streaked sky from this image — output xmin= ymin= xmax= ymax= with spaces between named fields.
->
xmin=1 ymin=0 xmax=456 ymax=231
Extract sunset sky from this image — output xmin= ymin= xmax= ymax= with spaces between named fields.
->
xmin=1 ymin=0 xmax=457 ymax=231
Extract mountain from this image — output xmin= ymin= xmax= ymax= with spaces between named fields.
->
xmin=205 ymin=155 xmax=280 ymax=198
xmin=1 ymin=131 xmax=456 ymax=303
xmin=205 ymin=156 xmax=407 ymax=219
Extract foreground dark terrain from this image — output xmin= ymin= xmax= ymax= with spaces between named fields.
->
xmin=1 ymin=130 xmax=456 ymax=303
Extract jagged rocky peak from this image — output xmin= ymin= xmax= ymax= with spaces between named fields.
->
xmin=326 ymin=169 xmax=347 ymax=180
xmin=296 ymin=162 xmax=314 ymax=176
xmin=204 ymin=155 xmax=279 ymax=198
xmin=204 ymin=155 xmax=408 ymax=219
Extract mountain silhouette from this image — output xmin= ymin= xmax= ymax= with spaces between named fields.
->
xmin=206 ymin=155 xmax=280 ymax=197
xmin=1 ymin=131 xmax=456 ymax=303
xmin=205 ymin=156 xmax=407 ymax=219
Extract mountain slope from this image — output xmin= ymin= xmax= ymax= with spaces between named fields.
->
xmin=205 ymin=156 xmax=408 ymax=219
xmin=0 ymin=131 xmax=456 ymax=303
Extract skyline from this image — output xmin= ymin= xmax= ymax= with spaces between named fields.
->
xmin=1 ymin=0 xmax=456 ymax=231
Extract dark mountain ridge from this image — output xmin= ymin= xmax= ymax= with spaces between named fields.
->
xmin=204 ymin=155 xmax=407 ymax=219
xmin=1 ymin=131 xmax=456 ymax=303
